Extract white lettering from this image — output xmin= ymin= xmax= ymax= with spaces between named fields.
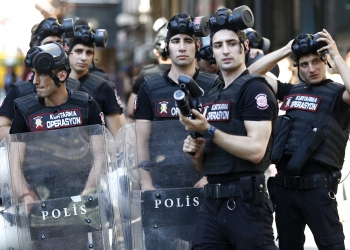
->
xmin=63 ymin=208 xmax=71 ymax=217
xmin=211 ymin=104 xmax=228 ymax=111
xmin=176 ymin=198 xmax=183 ymax=207
xmin=164 ymin=199 xmax=173 ymax=208
xmin=42 ymin=211 xmax=49 ymax=220
xmin=171 ymin=107 xmax=178 ymax=116
xmin=186 ymin=195 xmax=190 ymax=207
xmin=52 ymin=209 xmax=61 ymax=219
xmin=80 ymin=205 xmax=86 ymax=215
xmin=207 ymin=111 xmax=230 ymax=120
xmin=155 ymin=200 xmax=161 ymax=208
xmin=193 ymin=197 xmax=199 ymax=206
xmin=73 ymin=204 xmax=78 ymax=215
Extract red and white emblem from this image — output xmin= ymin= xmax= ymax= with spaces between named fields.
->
xmin=255 ymin=93 xmax=268 ymax=110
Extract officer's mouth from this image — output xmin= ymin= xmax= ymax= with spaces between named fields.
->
xmin=309 ymin=74 xmax=318 ymax=79
xmin=177 ymin=55 xmax=188 ymax=59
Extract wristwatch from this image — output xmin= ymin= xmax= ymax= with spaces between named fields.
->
xmin=203 ymin=125 xmax=216 ymax=141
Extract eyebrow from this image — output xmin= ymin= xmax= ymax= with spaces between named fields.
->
xmin=170 ymin=37 xmax=194 ymax=42
xmin=43 ymin=40 xmax=62 ymax=45
xmin=213 ymin=39 xmax=239 ymax=45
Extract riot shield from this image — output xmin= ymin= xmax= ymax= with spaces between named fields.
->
xmin=0 ymin=125 xmax=121 ymax=250
xmin=116 ymin=121 xmax=205 ymax=250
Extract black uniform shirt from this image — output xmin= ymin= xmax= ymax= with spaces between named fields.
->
xmin=10 ymin=91 xmax=102 ymax=134
xmin=134 ymin=68 xmax=200 ymax=121
xmin=0 ymin=86 xmax=23 ymax=119
xmin=276 ymin=79 xmax=350 ymax=175
xmin=79 ymin=73 xmax=123 ymax=115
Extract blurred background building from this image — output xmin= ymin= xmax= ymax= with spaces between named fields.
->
xmin=1 ymin=0 xmax=350 ymax=98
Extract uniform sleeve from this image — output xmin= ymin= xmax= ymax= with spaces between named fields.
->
xmin=133 ymin=84 xmax=153 ymax=120
xmin=276 ymin=80 xmax=293 ymax=102
xmin=9 ymin=108 xmax=29 ymax=134
xmin=95 ymin=83 xmax=123 ymax=115
xmin=239 ymin=80 xmax=277 ymax=121
xmin=87 ymin=99 xmax=103 ymax=125
xmin=0 ymin=87 xmax=20 ymax=119
xmin=133 ymin=71 xmax=145 ymax=94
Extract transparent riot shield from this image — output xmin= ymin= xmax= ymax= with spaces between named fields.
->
xmin=116 ymin=121 xmax=205 ymax=250
xmin=0 ymin=125 xmax=120 ymax=250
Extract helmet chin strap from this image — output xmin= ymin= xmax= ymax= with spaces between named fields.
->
xmin=49 ymin=71 xmax=63 ymax=88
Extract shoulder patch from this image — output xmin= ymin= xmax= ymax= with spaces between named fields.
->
xmin=255 ymin=93 xmax=269 ymax=110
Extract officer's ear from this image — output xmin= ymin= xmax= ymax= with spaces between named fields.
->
xmin=57 ymin=70 xmax=68 ymax=82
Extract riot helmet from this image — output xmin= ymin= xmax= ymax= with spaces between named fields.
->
xmin=68 ymin=25 xmax=108 ymax=52
xmin=30 ymin=17 xmax=75 ymax=47
xmin=291 ymin=33 xmax=327 ymax=63
xmin=165 ymin=13 xmax=207 ymax=60
xmin=154 ymin=27 xmax=168 ymax=59
xmin=209 ymin=6 xmax=254 ymax=46
xmin=245 ymin=28 xmax=270 ymax=54
xmin=199 ymin=35 xmax=216 ymax=64
xmin=25 ymin=42 xmax=70 ymax=88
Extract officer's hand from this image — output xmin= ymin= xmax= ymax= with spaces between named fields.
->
xmin=249 ymin=48 xmax=264 ymax=58
xmin=317 ymin=29 xmax=340 ymax=59
xmin=178 ymin=109 xmax=210 ymax=134
xmin=183 ymin=135 xmax=205 ymax=158
xmin=194 ymin=176 xmax=208 ymax=188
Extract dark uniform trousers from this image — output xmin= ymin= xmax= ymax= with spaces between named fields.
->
xmin=192 ymin=180 xmax=279 ymax=250
xmin=268 ymin=181 xmax=345 ymax=250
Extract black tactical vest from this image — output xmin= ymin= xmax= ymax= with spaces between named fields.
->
xmin=144 ymin=72 xmax=219 ymax=121
xmin=14 ymin=90 xmax=90 ymax=132
xmin=81 ymin=74 xmax=114 ymax=98
xmin=279 ymin=82 xmax=350 ymax=170
xmin=10 ymin=81 xmax=36 ymax=97
xmin=203 ymin=74 xmax=275 ymax=175
xmin=66 ymin=78 xmax=81 ymax=91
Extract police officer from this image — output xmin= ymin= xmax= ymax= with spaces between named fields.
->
xmin=197 ymin=35 xmax=219 ymax=74
xmin=249 ymin=29 xmax=349 ymax=250
xmin=9 ymin=44 xmax=104 ymax=250
xmin=179 ymin=7 xmax=278 ymax=249
xmin=10 ymin=42 xmax=102 ymax=134
xmin=126 ymin=18 xmax=172 ymax=120
xmin=134 ymin=13 xmax=219 ymax=190
xmin=249 ymin=29 xmax=350 ymax=249
xmin=68 ymin=24 xmax=126 ymax=137
xmin=0 ymin=17 xmax=74 ymax=140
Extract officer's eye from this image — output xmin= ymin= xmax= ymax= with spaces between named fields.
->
xmin=213 ymin=43 xmax=222 ymax=49
xmin=312 ymin=58 xmax=321 ymax=64
xmin=299 ymin=62 xmax=308 ymax=68
xmin=229 ymin=41 xmax=239 ymax=47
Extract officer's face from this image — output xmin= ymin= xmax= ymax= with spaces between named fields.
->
xmin=167 ymin=34 xmax=197 ymax=68
xmin=32 ymin=69 xmax=64 ymax=98
xmin=298 ymin=54 xmax=327 ymax=85
xmin=69 ymin=44 xmax=94 ymax=75
xmin=197 ymin=59 xmax=218 ymax=74
xmin=41 ymin=36 xmax=63 ymax=46
xmin=212 ymin=29 xmax=246 ymax=73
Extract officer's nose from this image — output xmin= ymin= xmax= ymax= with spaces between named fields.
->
xmin=32 ymin=72 xmax=39 ymax=85
xmin=222 ymin=43 xmax=229 ymax=55
xmin=179 ymin=39 xmax=186 ymax=51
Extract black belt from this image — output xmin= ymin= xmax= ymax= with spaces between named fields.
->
xmin=204 ymin=183 xmax=241 ymax=199
xmin=274 ymin=174 xmax=331 ymax=189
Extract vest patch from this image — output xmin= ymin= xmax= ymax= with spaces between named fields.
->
xmin=28 ymin=109 xmax=83 ymax=131
xmin=281 ymin=94 xmax=321 ymax=112
xmin=203 ymin=102 xmax=232 ymax=121
xmin=155 ymin=99 xmax=179 ymax=118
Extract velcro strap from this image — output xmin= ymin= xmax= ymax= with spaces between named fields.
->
xmin=204 ymin=183 xmax=241 ymax=198
xmin=274 ymin=174 xmax=330 ymax=189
